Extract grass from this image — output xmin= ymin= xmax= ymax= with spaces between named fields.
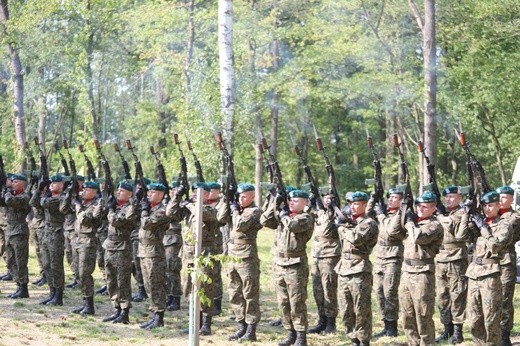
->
xmin=0 ymin=228 xmax=519 ymax=345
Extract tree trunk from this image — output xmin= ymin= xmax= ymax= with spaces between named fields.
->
xmin=86 ymin=0 xmax=99 ymax=138
xmin=218 ymin=0 xmax=235 ymax=153
xmin=184 ymin=0 xmax=195 ymax=101
xmin=156 ymin=78 xmax=168 ymax=149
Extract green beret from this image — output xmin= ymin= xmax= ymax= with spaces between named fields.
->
xmin=237 ymin=183 xmax=255 ymax=194
xmin=496 ymin=186 xmax=514 ymax=196
xmin=7 ymin=173 xmax=15 ymax=179
xmin=351 ymin=191 xmax=369 ymax=202
xmin=442 ymin=185 xmax=461 ymax=196
xmin=345 ymin=191 xmax=354 ymax=202
xmin=191 ymin=182 xmax=210 ymax=192
xmin=147 ymin=183 xmax=167 ymax=192
xmin=83 ymin=181 xmax=100 ymax=190
xmin=77 ymin=175 xmax=85 ymax=182
xmin=118 ymin=180 xmax=134 ymax=192
xmin=386 ymin=187 xmax=403 ymax=198
xmin=10 ymin=174 xmax=27 ymax=182
xmin=415 ymin=191 xmax=437 ymax=204
xmin=480 ymin=191 xmax=499 ymax=204
xmin=289 ymin=189 xmax=309 ymax=199
xmin=170 ymin=181 xmax=178 ymax=188
xmin=207 ymin=182 xmax=222 ymax=190
xmin=50 ymin=175 xmax=64 ymax=183
xmin=285 ymin=185 xmax=296 ymax=193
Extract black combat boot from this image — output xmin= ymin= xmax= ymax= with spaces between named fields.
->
xmin=168 ymin=296 xmax=180 ymax=311
xmin=501 ymin=329 xmax=512 ymax=346
xmin=294 ymin=331 xmax=307 ymax=346
xmin=65 ymin=279 xmax=78 ymax=289
xmin=113 ymin=308 xmax=129 ymax=324
xmin=322 ymin=316 xmax=336 ymax=334
xmin=200 ymin=315 xmax=212 ymax=336
xmin=72 ymin=297 xmax=87 ymax=313
xmin=359 ymin=342 xmax=370 ymax=346
xmin=95 ymin=285 xmax=107 ymax=295
xmin=308 ymin=315 xmax=326 ymax=334
xmin=435 ymin=323 xmax=453 ymax=343
xmin=351 ymin=338 xmax=361 ymax=346
xmin=166 ymin=295 xmax=173 ymax=308
xmin=79 ymin=296 xmax=94 ymax=315
xmin=40 ymin=287 xmax=56 ymax=305
xmin=373 ymin=320 xmax=388 ymax=338
xmin=37 ymin=275 xmax=47 ymax=287
xmin=386 ymin=320 xmax=398 ymax=337
xmin=46 ymin=288 xmax=63 ymax=306
xmin=270 ymin=318 xmax=283 ymax=327
xmin=451 ymin=324 xmax=464 ymax=344
xmin=239 ymin=323 xmax=257 ymax=342
xmin=102 ymin=308 xmax=121 ymax=322
xmin=32 ymin=276 xmax=45 ymax=285
xmin=145 ymin=311 xmax=164 ymax=329
xmin=1 ymin=271 xmax=12 ymax=281
xmin=139 ymin=315 xmax=155 ymax=329
xmin=278 ymin=329 xmax=297 ymax=346
xmin=7 ymin=283 xmax=21 ymax=298
xmin=228 ymin=320 xmax=248 ymax=341
xmin=213 ymin=298 xmax=222 ymax=315
xmin=132 ymin=286 xmax=148 ymax=302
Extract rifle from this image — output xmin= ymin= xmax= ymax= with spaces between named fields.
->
xmin=94 ymin=139 xmax=114 ymax=202
xmin=417 ymin=140 xmax=446 ymax=214
xmin=55 ymin=142 xmax=70 ymax=177
xmin=216 ymin=132 xmax=238 ymax=206
xmin=258 ymin=141 xmax=274 ymax=184
xmin=63 ymin=140 xmax=79 ymax=197
xmin=34 ymin=137 xmax=50 ymax=186
xmin=150 ymin=145 xmax=170 ymax=201
xmin=367 ymin=134 xmax=384 ymax=205
xmin=113 ymin=143 xmax=132 ymax=180
xmin=125 ymin=139 xmax=147 ymax=200
xmin=294 ymin=145 xmax=322 ymax=209
xmin=393 ymin=134 xmax=414 ymax=227
xmin=261 ymin=136 xmax=288 ymax=213
xmin=0 ymin=155 xmax=6 ymax=192
xmin=78 ymin=144 xmax=97 ymax=181
xmin=173 ymin=133 xmax=190 ymax=201
xmin=24 ymin=141 xmax=39 ymax=192
xmin=187 ymin=139 xmax=204 ymax=182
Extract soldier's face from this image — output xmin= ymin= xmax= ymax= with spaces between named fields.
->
xmin=444 ymin=193 xmax=462 ymax=209
xmin=289 ymin=197 xmax=307 ymax=213
xmin=11 ymin=179 xmax=26 ymax=192
xmin=387 ymin=194 xmax=402 ymax=209
xmin=483 ymin=202 xmax=500 ymax=218
xmin=416 ymin=202 xmax=436 ymax=219
xmin=116 ymin=188 xmax=132 ymax=203
xmin=209 ymin=189 xmax=220 ymax=200
xmin=193 ymin=190 xmax=210 ymax=202
xmin=351 ymin=201 xmax=367 ymax=216
xmin=50 ymin=182 xmax=64 ymax=193
xmin=147 ymin=189 xmax=165 ymax=204
xmin=499 ymin=194 xmax=513 ymax=210
xmin=5 ymin=179 xmax=12 ymax=187
xmin=78 ymin=181 xmax=84 ymax=190
xmin=239 ymin=191 xmax=255 ymax=208
xmin=82 ymin=188 xmax=97 ymax=200
xmin=323 ymin=195 xmax=331 ymax=208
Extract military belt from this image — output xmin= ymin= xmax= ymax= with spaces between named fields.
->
xmin=473 ymin=257 xmax=499 ymax=265
xmin=314 ymin=236 xmax=339 ymax=243
xmin=378 ymin=239 xmax=401 ymax=246
xmin=343 ymin=252 xmax=368 ymax=260
xmin=229 ymin=238 xmax=255 ymax=245
xmin=440 ymin=242 xmax=465 ymax=250
xmin=46 ymin=222 xmax=63 ymax=228
xmin=139 ymin=238 xmax=162 ymax=245
xmin=108 ymin=234 xmax=128 ymax=242
xmin=278 ymin=250 xmax=306 ymax=258
xmin=77 ymin=233 xmax=95 ymax=239
xmin=185 ymin=242 xmax=213 ymax=249
xmin=404 ymin=258 xmax=434 ymax=266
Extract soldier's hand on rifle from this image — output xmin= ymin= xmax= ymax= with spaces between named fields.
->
xmin=140 ymin=197 xmax=150 ymax=213
xmin=436 ymin=202 xmax=447 ymax=216
xmin=175 ymin=185 xmax=187 ymax=201
xmin=470 ymin=214 xmax=490 ymax=237
xmin=404 ymin=210 xmax=417 ymax=224
xmin=38 ymin=179 xmax=48 ymax=192
xmin=230 ymin=202 xmax=240 ymax=214
xmin=106 ymin=195 xmax=117 ymax=211
xmin=279 ymin=208 xmax=290 ymax=219
xmin=275 ymin=193 xmax=285 ymax=209
xmin=135 ymin=184 xmax=145 ymax=202
xmin=374 ymin=201 xmax=386 ymax=216
xmin=463 ymin=199 xmax=473 ymax=213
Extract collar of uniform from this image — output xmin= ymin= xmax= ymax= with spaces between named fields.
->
xmin=352 ymin=213 xmax=366 ymax=221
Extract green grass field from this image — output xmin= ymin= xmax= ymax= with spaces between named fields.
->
xmin=0 ymin=229 xmax=519 ymax=345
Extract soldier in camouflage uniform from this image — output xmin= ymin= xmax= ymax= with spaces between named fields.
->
xmin=2 ymin=174 xmax=31 ymax=298
xmin=29 ymin=189 xmax=47 ymax=286
xmin=167 ymin=182 xmax=219 ymax=335
xmin=434 ymin=186 xmax=470 ymax=344
xmin=495 ymin=186 xmax=520 ymax=345
xmin=371 ymin=188 xmax=404 ymax=338
xmin=0 ymin=202 xmax=9 ymax=280
xmin=63 ymin=175 xmax=84 ymax=289
xmin=102 ymin=181 xmax=139 ymax=324
xmin=261 ymin=189 xmax=314 ymax=346
xmin=138 ymin=183 xmax=170 ymax=329
xmin=62 ymin=181 xmax=104 ymax=315
xmin=217 ymin=183 xmax=263 ymax=342
xmin=389 ymin=191 xmax=444 ymax=346
xmin=164 ymin=182 xmax=183 ymax=311
xmin=95 ymin=215 xmax=109 ymax=295
xmin=466 ymin=191 xmax=513 ymax=345
xmin=335 ymin=191 xmax=378 ymax=346
xmin=207 ymin=182 xmax=224 ymax=315
xmin=307 ymin=194 xmax=341 ymax=335
xmin=30 ymin=175 xmax=68 ymax=306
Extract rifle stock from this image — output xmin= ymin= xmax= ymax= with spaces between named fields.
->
xmin=173 ymin=134 xmax=190 ymax=201
xmin=150 ymin=145 xmax=170 ymax=201
xmin=393 ymin=134 xmax=414 ymax=227
xmin=367 ymin=135 xmax=384 ymax=205
xmin=94 ymin=139 xmax=114 ymax=202
xmin=294 ymin=145 xmax=322 ymax=209
xmin=216 ymin=132 xmax=237 ymax=206
xmin=113 ymin=143 xmax=132 ymax=180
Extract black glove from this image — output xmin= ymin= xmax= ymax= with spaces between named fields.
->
xmin=175 ymin=185 xmax=187 ymax=200
xmin=470 ymin=214 xmax=487 ymax=231
xmin=436 ymin=202 xmax=447 ymax=215
xmin=140 ymin=198 xmax=150 ymax=212
xmin=230 ymin=202 xmax=240 ymax=214
xmin=135 ymin=185 xmax=145 ymax=202
xmin=275 ymin=193 xmax=285 ymax=209
xmin=279 ymin=209 xmax=290 ymax=219
xmin=374 ymin=202 xmax=386 ymax=216
xmin=106 ymin=195 xmax=117 ymax=211
xmin=463 ymin=199 xmax=473 ymax=213
xmin=405 ymin=210 xmax=417 ymax=224
xmin=308 ymin=193 xmax=317 ymax=209
xmin=38 ymin=179 xmax=48 ymax=192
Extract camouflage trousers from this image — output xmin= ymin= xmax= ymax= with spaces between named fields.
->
xmin=435 ymin=259 xmax=468 ymax=324
xmin=41 ymin=228 xmax=65 ymax=289
xmin=5 ymin=233 xmax=29 ymax=284
xmin=74 ymin=244 xmax=97 ymax=297
xmin=30 ymin=226 xmax=46 ymax=276
xmin=227 ymin=257 xmax=261 ymax=324
xmin=131 ymin=238 xmax=144 ymax=288
xmin=311 ymin=256 xmax=339 ymax=318
xmin=373 ymin=259 xmax=402 ymax=322
xmin=214 ymin=260 xmax=223 ymax=300
xmin=0 ymin=226 xmax=4 ymax=257
xmin=141 ymin=256 xmax=167 ymax=312
xmin=468 ymin=272 xmax=502 ymax=345
xmin=274 ymin=261 xmax=309 ymax=332
xmin=338 ymin=271 xmax=372 ymax=343
xmin=500 ymin=263 xmax=516 ymax=332
xmin=64 ymin=230 xmax=79 ymax=281
xmin=96 ymin=230 xmax=107 ymax=280
xmin=165 ymin=243 xmax=182 ymax=297
xmin=184 ymin=260 xmax=217 ymax=316
xmin=105 ymin=249 xmax=133 ymax=309
xmin=400 ymin=271 xmax=436 ymax=346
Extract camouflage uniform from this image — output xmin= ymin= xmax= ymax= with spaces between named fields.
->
xmin=0 ymin=207 xmax=7 ymax=269
xmin=2 ymin=190 xmax=31 ymax=284
xmin=29 ymin=203 xmax=46 ymax=279
xmin=435 ymin=208 xmax=470 ymax=327
xmin=138 ymin=201 xmax=170 ymax=313
xmin=335 ymin=214 xmax=378 ymax=344
xmin=131 ymin=227 xmax=145 ymax=294
xmin=260 ymin=203 xmax=314 ymax=333
xmin=210 ymin=199 xmax=225 ymax=308
xmin=63 ymin=212 xmax=79 ymax=284
xmin=466 ymin=214 xmax=512 ymax=345
xmin=217 ymin=201 xmax=263 ymax=324
xmin=389 ymin=211 xmax=443 ymax=346
xmin=96 ymin=219 xmax=109 ymax=286
xmin=163 ymin=221 xmax=183 ymax=300
xmin=104 ymin=201 xmax=139 ymax=310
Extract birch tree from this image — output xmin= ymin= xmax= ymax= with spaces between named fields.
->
xmin=218 ymin=0 xmax=234 ymax=152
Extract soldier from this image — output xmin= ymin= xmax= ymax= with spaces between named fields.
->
xmin=466 ymin=191 xmax=512 ymax=345
xmin=1 ymin=174 xmax=31 ymax=298
xmin=64 ymin=175 xmax=84 ymax=289
xmin=29 ymin=185 xmax=47 ymax=287
xmin=434 ymin=186 xmax=470 ymax=344
xmin=0 ymin=176 xmax=12 ymax=282
xmin=307 ymin=194 xmax=340 ymax=335
xmin=95 ymin=209 xmax=109 ymax=296
xmin=164 ymin=181 xmax=183 ymax=311
xmin=138 ymin=183 xmax=170 ymax=329
xmin=389 ymin=191 xmax=443 ymax=345
xmin=495 ymin=186 xmax=520 ymax=346
xmin=207 ymin=181 xmax=224 ymax=315
xmin=371 ymin=188 xmax=404 ymax=338
xmin=102 ymin=181 xmax=139 ymax=324
xmin=30 ymin=175 xmax=67 ymax=306
xmin=217 ymin=183 xmax=263 ymax=342
xmin=167 ymin=182 xmax=219 ymax=335
xmin=261 ymin=189 xmax=314 ymax=346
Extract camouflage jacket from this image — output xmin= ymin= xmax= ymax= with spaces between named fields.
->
xmin=0 ymin=206 xmax=6 ymax=229
xmin=138 ymin=201 xmax=170 ymax=258
xmin=436 ymin=207 xmax=471 ymax=263
xmin=498 ymin=208 xmax=520 ymax=266
xmin=104 ymin=201 xmax=139 ymax=251
xmin=2 ymin=190 xmax=31 ymax=236
xmin=163 ymin=221 xmax=182 ymax=247
xmin=72 ymin=198 xmax=105 ymax=249
xmin=373 ymin=209 xmax=404 ymax=264
xmin=29 ymin=204 xmax=45 ymax=230
xmin=30 ymin=191 xmax=66 ymax=230
xmin=311 ymin=208 xmax=341 ymax=258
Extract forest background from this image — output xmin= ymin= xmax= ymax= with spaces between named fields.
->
xmin=1 ymin=0 xmax=519 ymax=197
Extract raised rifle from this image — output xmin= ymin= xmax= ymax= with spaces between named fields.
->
xmin=0 ymin=155 xmax=6 ymax=191
xmin=113 ymin=143 xmax=132 ymax=180
xmin=24 ymin=141 xmax=39 ymax=192
xmin=94 ymin=139 xmax=114 ymax=202
xmin=63 ymin=140 xmax=79 ymax=197
xmin=55 ymin=142 xmax=70 ymax=177
xmin=150 ymin=145 xmax=170 ymax=201
xmin=78 ymin=144 xmax=97 ymax=181
xmin=393 ymin=134 xmax=414 ymax=227
xmin=125 ymin=139 xmax=147 ymax=200
xmin=216 ymin=132 xmax=238 ymax=206
xmin=173 ymin=133 xmax=190 ymax=201
xmin=294 ymin=145 xmax=322 ymax=209
xmin=261 ymin=136 xmax=288 ymax=213
xmin=258 ymin=141 xmax=274 ymax=185
xmin=417 ymin=140 xmax=446 ymax=214
xmin=187 ymin=139 xmax=204 ymax=183
xmin=367 ymin=134 xmax=384 ymax=205
xmin=34 ymin=137 xmax=50 ymax=186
